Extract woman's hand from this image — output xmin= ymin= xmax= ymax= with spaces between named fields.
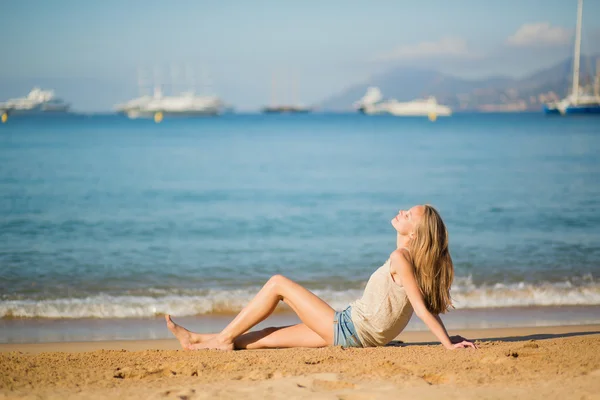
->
xmin=446 ymin=335 xmax=478 ymax=350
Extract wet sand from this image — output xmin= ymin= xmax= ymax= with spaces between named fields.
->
xmin=1 ymin=325 xmax=599 ymax=399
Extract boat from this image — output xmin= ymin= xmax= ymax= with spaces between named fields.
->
xmin=0 ymin=88 xmax=70 ymax=115
xmin=261 ymin=72 xmax=313 ymax=114
xmin=261 ymin=105 xmax=312 ymax=114
xmin=544 ymin=0 xmax=600 ymax=115
xmin=555 ymin=94 xmax=600 ymax=115
xmin=354 ymin=87 xmax=452 ymax=118
xmin=115 ymin=87 xmax=224 ymax=119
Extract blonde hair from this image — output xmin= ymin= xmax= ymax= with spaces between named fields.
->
xmin=408 ymin=205 xmax=454 ymax=314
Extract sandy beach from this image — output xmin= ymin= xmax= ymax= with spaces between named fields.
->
xmin=2 ymin=324 xmax=599 ymax=399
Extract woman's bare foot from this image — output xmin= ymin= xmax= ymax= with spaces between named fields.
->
xmin=187 ymin=336 xmax=235 ymax=351
xmin=165 ymin=315 xmax=217 ymax=349
xmin=165 ymin=315 xmax=198 ymax=350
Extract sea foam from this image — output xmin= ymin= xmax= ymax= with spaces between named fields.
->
xmin=1 ymin=278 xmax=599 ymax=318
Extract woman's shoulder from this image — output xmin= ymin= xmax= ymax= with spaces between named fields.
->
xmin=389 ymin=249 xmax=412 ymax=273
xmin=390 ymin=248 xmax=411 ymax=262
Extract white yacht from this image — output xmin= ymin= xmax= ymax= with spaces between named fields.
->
xmin=0 ymin=88 xmax=70 ymax=114
xmin=354 ymin=87 xmax=451 ymax=117
xmin=115 ymin=87 xmax=224 ymax=119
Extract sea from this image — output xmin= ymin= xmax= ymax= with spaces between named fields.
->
xmin=1 ymin=113 xmax=599 ymax=343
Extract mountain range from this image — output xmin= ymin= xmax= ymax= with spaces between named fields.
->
xmin=319 ymin=55 xmax=600 ymax=112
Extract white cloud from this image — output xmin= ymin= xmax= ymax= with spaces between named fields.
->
xmin=375 ymin=37 xmax=476 ymax=61
xmin=507 ymin=22 xmax=571 ymax=47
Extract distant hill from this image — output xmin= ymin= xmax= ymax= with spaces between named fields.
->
xmin=319 ymin=55 xmax=599 ymax=112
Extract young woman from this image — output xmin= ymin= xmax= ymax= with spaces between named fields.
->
xmin=166 ymin=205 xmax=477 ymax=350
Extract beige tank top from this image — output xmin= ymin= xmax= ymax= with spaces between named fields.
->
xmin=350 ymin=258 xmax=414 ymax=347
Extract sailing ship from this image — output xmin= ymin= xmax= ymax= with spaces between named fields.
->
xmin=261 ymin=72 xmax=312 ymax=114
xmin=115 ymin=87 xmax=223 ymax=119
xmin=544 ymin=0 xmax=600 ymax=115
xmin=115 ymin=67 xmax=226 ymax=120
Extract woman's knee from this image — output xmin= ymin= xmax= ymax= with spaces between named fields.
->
xmin=266 ymin=274 xmax=290 ymax=289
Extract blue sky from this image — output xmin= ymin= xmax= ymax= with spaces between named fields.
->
xmin=1 ymin=0 xmax=599 ymax=111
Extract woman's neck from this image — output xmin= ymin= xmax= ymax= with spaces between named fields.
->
xmin=396 ymin=233 xmax=411 ymax=250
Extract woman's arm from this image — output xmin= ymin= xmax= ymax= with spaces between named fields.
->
xmin=434 ymin=314 xmax=476 ymax=349
xmin=390 ymin=251 xmax=476 ymax=350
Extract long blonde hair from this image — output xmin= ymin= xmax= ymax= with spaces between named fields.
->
xmin=408 ymin=205 xmax=454 ymax=314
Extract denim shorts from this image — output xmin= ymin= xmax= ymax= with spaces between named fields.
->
xmin=333 ymin=305 xmax=362 ymax=348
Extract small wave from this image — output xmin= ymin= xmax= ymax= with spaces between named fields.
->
xmin=0 ymin=288 xmax=361 ymax=319
xmin=1 ymin=281 xmax=599 ymax=319
xmin=451 ymin=277 xmax=600 ymax=308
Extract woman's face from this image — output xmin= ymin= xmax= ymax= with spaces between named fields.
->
xmin=391 ymin=205 xmax=425 ymax=236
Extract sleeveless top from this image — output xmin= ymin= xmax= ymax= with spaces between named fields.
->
xmin=349 ymin=258 xmax=414 ymax=347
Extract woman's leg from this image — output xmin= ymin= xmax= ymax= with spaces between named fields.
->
xmin=234 ymin=324 xmax=327 ymax=349
xmin=188 ymin=275 xmax=335 ymax=350
xmin=166 ymin=316 xmax=327 ymax=350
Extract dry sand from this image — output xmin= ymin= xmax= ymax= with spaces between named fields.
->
xmin=1 ymin=325 xmax=599 ymax=399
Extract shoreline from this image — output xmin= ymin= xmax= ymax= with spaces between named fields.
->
xmin=2 ymin=304 xmax=599 ymax=344
xmin=1 ymin=324 xmax=599 ymax=399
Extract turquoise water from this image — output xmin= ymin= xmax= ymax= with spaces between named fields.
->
xmin=1 ymin=113 xmax=599 ymax=321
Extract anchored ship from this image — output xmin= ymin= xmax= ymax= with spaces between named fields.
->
xmin=354 ymin=87 xmax=452 ymax=118
xmin=115 ymin=87 xmax=224 ymax=119
xmin=0 ymin=88 xmax=70 ymax=115
xmin=261 ymin=71 xmax=313 ymax=114
xmin=543 ymin=0 xmax=600 ymax=115
xmin=261 ymin=105 xmax=311 ymax=113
